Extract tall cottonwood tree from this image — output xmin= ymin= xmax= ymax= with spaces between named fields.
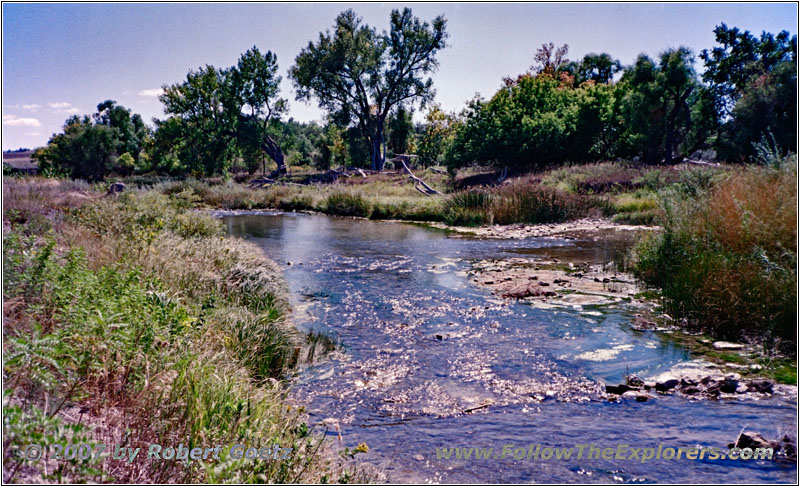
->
xmin=290 ymin=8 xmax=447 ymax=170
xmin=159 ymin=47 xmax=289 ymax=175
xmin=621 ymin=47 xmax=713 ymax=164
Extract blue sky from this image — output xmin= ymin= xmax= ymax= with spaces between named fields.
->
xmin=2 ymin=2 xmax=797 ymax=150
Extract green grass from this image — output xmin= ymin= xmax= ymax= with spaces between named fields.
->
xmin=2 ymin=178 xmax=370 ymax=483
xmin=324 ymin=192 xmax=372 ymax=217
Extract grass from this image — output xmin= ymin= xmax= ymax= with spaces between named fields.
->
xmin=441 ymin=184 xmax=611 ymax=226
xmin=632 ymin=160 xmax=797 ymax=353
xmin=2 ymin=178 xmax=372 ymax=483
xmin=143 ymin=162 xmax=729 ymax=228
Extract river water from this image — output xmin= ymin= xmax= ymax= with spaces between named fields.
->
xmin=223 ymin=212 xmax=797 ymax=484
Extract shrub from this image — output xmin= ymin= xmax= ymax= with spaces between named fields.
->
xmin=323 ymin=192 xmax=372 ymax=217
xmin=442 ymin=190 xmax=493 ymax=226
xmin=633 ymin=164 xmax=797 ymax=351
xmin=1 ymin=179 xmax=348 ymax=483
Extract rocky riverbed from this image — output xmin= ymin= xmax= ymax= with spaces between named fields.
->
xmin=224 ymin=212 xmax=797 ymax=483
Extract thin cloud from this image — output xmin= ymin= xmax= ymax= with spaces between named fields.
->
xmin=22 ymin=104 xmax=41 ymax=111
xmin=47 ymin=102 xmax=81 ymax=115
xmin=137 ymin=88 xmax=164 ymax=97
xmin=23 ymin=132 xmax=42 ymax=136
xmin=3 ymin=115 xmax=42 ymax=127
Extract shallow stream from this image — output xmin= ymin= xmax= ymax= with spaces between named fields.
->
xmin=223 ymin=212 xmax=797 ymax=483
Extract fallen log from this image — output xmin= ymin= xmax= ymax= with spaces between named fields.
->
xmin=401 ymin=160 xmax=441 ymax=195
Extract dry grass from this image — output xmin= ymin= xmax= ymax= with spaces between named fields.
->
xmin=2 ymin=178 xmax=372 ymax=483
xmin=633 ymin=163 xmax=797 ymax=350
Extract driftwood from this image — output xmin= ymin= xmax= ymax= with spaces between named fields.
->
xmin=401 ymin=159 xmax=441 ymax=195
xmin=430 ymin=167 xmax=447 ymax=174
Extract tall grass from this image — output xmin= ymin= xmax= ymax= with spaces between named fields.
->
xmin=633 ymin=162 xmax=797 ymax=351
xmin=442 ymin=185 xmax=609 ymax=226
xmin=2 ymin=179 xmax=369 ymax=483
xmin=323 ymin=192 xmax=372 ymax=218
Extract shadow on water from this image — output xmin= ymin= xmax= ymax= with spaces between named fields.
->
xmin=223 ymin=212 xmax=797 ymax=483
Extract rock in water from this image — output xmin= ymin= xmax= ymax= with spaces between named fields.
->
xmin=621 ymin=390 xmax=651 ymax=402
xmin=747 ymin=379 xmax=775 ymax=394
xmin=502 ymin=283 xmax=542 ymax=299
xmin=605 ymin=384 xmax=631 ymax=395
xmin=655 ymin=377 xmax=680 ymax=392
xmin=720 ymin=376 xmax=739 ymax=393
xmin=731 ymin=431 xmax=775 ymax=450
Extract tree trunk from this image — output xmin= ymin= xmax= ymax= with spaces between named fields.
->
xmin=262 ymin=136 xmax=286 ymax=174
xmin=664 ymin=115 xmax=674 ymax=165
xmin=370 ymin=120 xmax=386 ymax=171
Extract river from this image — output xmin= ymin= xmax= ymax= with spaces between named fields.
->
xmin=223 ymin=212 xmax=797 ymax=484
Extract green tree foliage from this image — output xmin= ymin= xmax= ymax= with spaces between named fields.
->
xmin=446 ymin=74 xmax=623 ymax=170
xmin=417 ymin=104 xmax=457 ymax=167
xmin=158 ymin=46 xmax=288 ymax=176
xmin=290 ymin=8 xmax=447 ymax=170
xmin=701 ymin=24 xmax=797 ymax=162
xmin=35 ymin=102 xmax=148 ymax=181
xmin=562 ymin=53 xmax=622 ymax=85
xmin=387 ymin=105 xmax=415 ymax=156
xmin=620 ymin=48 xmax=713 ymax=164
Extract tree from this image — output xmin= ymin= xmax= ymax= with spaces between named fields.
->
xmin=34 ymin=102 xmax=148 ymax=181
xmin=621 ymin=48 xmax=712 ymax=164
xmin=94 ymin=100 xmax=148 ymax=163
xmin=290 ymin=8 xmax=447 ymax=170
xmin=35 ymin=115 xmax=118 ymax=181
xmin=418 ymin=104 xmax=457 ymax=167
xmin=159 ymin=46 xmax=288 ymax=176
xmin=531 ymin=42 xmax=570 ymax=76
xmin=562 ymin=53 xmax=622 ymax=85
xmin=387 ymin=105 xmax=414 ymax=155
xmin=700 ymin=24 xmax=797 ymax=162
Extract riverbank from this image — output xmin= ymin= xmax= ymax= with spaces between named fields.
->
xmin=149 ymin=160 xmax=714 ymax=226
xmin=455 ymin=219 xmax=796 ymax=386
xmin=2 ymin=178 xmax=370 ymax=483
xmin=186 ymin=158 xmax=795 ymax=382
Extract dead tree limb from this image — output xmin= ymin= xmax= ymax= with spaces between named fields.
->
xmin=402 ymin=159 xmax=441 ymax=195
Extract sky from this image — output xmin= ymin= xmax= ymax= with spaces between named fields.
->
xmin=2 ymin=2 xmax=797 ymax=151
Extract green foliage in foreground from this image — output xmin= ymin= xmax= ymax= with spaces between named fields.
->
xmin=2 ymin=182 xmax=368 ymax=483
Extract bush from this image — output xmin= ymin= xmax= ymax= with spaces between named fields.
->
xmin=633 ymin=164 xmax=797 ymax=350
xmin=323 ymin=192 xmax=372 ymax=217
xmin=442 ymin=190 xmax=493 ymax=226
